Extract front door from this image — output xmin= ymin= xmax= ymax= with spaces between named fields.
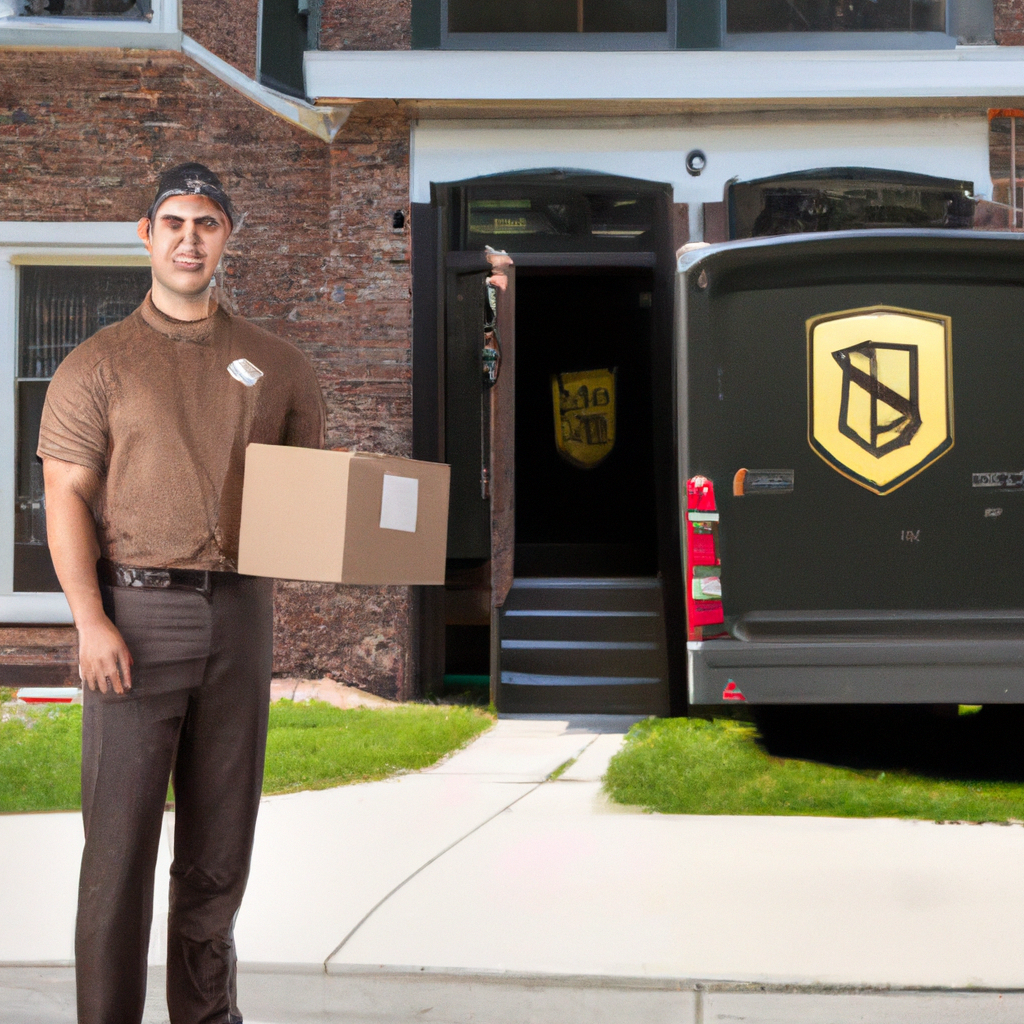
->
xmin=423 ymin=171 xmax=681 ymax=712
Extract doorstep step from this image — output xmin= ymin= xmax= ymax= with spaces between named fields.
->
xmin=501 ymin=612 xmax=661 ymax=643
xmin=496 ymin=577 xmax=670 ymax=715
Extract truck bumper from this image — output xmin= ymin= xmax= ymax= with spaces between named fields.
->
xmin=688 ymin=638 xmax=1024 ymax=704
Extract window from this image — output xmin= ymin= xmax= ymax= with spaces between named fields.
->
xmin=411 ymin=0 xmax=990 ymax=48
xmin=440 ymin=0 xmax=675 ymax=48
xmin=14 ymin=0 xmax=151 ymax=19
xmin=0 ymin=0 xmax=176 ymax=43
xmin=728 ymin=0 xmax=945 ymax=34
xmin=725 ymin=0 xmax=994 ymax=46
xmin=0 ymin=223 xmax=147 ymax=620
xmin=448 ymin=0 xmax=667 ymax=34
xmin=15 ymin=266 xmax=150 ymax=592
xmin=459 ymin=191 xmax=657 ymax=252
xmin=727 ymin=168 xmax=975 ymax=239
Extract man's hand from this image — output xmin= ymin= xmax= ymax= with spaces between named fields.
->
xmin=42 ymin=458 xmax=133 ymax=694
xmin=77 ymin=613 xmax=133 ymax=694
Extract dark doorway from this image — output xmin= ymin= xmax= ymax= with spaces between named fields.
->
xmin=514 ymin=268 xmax=658 ymax=577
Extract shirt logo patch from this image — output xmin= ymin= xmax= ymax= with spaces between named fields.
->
xmin=227 ymin=358 xmax=264 ymax=387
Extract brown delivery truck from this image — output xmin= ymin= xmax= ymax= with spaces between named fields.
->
xmin=679 ymin=229 xmax=1024 ymax=706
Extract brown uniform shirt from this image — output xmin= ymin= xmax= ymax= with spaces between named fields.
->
xmin=37 ymin=293 xmax=325 ymax=571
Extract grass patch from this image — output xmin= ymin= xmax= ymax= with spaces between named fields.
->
xmin=605 ymin=711 xmax=1024 ymax=822
xmin=548 ymin=757 xmax=577 ymax=781
xmin=262 ymin=700 xmax=492 ymax=794
xmin=0 ymin=704 xmax=84 ymax=813
xmin=0 ymin=700 xmax=493 ymax=813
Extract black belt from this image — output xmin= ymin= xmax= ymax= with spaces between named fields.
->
xmin=98 ymin=559 xmax=225 ymax=600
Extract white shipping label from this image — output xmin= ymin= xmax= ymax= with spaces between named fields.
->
xmin=379 ymin=474 xmax=419 ymax=533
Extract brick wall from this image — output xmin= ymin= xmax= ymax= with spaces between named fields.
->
xmin=272 ymin=110 xmax=416 ymax=696
xmin=318 ymin=0 xmax=411 ymax=50
xmin=0 ymin=51 xmax=416 ymax=699
xmin=994 ymin=0 xmax=1024 ymax=43
xmin=182 ymin=0 xmax=259 ymax=78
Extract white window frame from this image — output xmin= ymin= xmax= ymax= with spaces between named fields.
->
xmin=0 ymin=0 xmax=179 ymax=48
xmin=0 ymin=222 xmax=149 ymax=623
xmin=441 ymin=0 xmax=676 ymax=50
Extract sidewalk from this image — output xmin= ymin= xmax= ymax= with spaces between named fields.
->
xmin=3 ymin=714 xmax=1024 ymax=1022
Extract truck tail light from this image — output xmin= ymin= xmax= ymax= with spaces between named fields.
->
xmin=686 ymin=475 xmax=724 ymax=641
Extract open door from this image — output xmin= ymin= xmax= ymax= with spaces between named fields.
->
xmin=438 ymin=250 xmax=515 ymax=704
xmin=484 ymin=251 xmax=516 ymax=705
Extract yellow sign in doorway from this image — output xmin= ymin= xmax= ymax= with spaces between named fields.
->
xmin=551 ymin=368 xmax=617 ymax=470
xmin=808 ymin=306 xmax=953 ymax=495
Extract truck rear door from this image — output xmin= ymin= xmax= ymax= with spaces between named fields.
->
xmin=680 ymin=231 xmax=1024 ymax=705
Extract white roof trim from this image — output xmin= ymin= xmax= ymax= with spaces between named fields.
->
xmin=305 ymin=47 xmax=1024 ymax=102
xmin=0 ymin=223 xmax=142 ymax=247
xmin=182 ymin=36 xmax=350 ymax=144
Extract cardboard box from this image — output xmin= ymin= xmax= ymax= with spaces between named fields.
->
xmin=237 ymin=445 xmax=450 ymax=585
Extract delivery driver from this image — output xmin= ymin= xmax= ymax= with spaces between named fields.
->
xmin=38 ymin=163 xmax=325 ymax=1024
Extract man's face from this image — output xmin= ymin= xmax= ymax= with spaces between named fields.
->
xmin=136 ymin=194 xmax=231 ymax=300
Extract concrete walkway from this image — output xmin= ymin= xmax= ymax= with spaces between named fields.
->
xmin=3 ymin=714 xmax=1024 ymax=1022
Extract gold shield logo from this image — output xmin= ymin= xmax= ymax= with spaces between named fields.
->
xmin=552 ymin=368 xmax=616 ymax=470
xmin=808 ymin=306 xmax=953 ymax=494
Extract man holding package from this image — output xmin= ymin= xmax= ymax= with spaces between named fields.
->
xmin=38 ymin=163 xmax=325 ymax=1024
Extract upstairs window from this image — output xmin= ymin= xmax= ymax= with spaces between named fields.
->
xmin=728 ymin=0 xmax=945 ymax=34
xmin=448 ymin=0 xmax=666 ymax=33
xmin=0 ymin=0 xmax=175 ymax=41
xmin=442 ymin=0 xmax=674 ymax=48
xmin=413 ymin=0 xmax=990 ymax=48
xmin=15 ymin=0 xmax=151 ymax=17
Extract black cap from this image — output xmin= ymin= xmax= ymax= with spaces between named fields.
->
xmin=146 ymin=163 xmax=235 ymax=229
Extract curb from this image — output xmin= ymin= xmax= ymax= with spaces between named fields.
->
xmin=6 ymin=964 xmax=1024 ymax=1024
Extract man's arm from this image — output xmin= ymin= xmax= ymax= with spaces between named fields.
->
xmin=43 ymin=457 xmax=132 ymax=694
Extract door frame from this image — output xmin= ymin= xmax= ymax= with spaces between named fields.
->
xmin=412 ymin=173 xmax=688 ymax=713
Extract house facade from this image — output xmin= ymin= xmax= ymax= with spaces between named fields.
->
xmin=1 ymin=0 xmax=1023 ymax=706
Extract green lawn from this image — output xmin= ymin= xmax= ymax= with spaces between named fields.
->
xmin=0 ymin=698 xmax=493 ymax=813
xmin=604 ymin=713 xmax=1024 ymax=822
xmin=263 ymin=700 xmax=492 ymax=794
xmin=0 ymin=704 xmax=83 ymax=813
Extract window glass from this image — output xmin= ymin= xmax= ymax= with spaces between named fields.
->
xmin=16 ymin=266 xmax=150 ymax=592
xmin=727 ymin=0 xmax=945 ymax=33
xmin=448 ymin=0 xmax=665 ymax=33
xmin=463 ymin=192 xmax=656 ymax=251
xmin=259 ymin=0 xmax=310 ymax=98
xmin=728 ymin=169 xmax=974 ymax=239
xmin=17 ymin=0 xmax=151 ymax=17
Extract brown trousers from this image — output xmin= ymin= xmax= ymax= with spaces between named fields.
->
xmin=76 ymin=574 xmax=274 ymax=1024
